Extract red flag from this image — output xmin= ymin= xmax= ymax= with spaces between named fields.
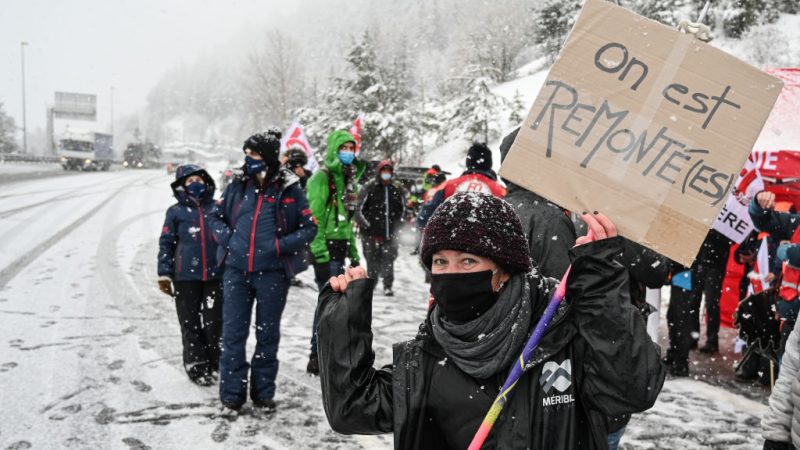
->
xmin=349 ymin=114 xmax=364 ymax=155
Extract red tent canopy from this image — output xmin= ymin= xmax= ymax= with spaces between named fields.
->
xmin=718 ymin=67 xmax=800 ymax=328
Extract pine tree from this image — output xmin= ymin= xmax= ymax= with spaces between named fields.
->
xmin=298 ymin=31 xmax=419 ymax=163
xmin=535 ymin=0 xmax=582 ymax=62
xmin=718 ymin=0 xmax=781 ymax=38
xmin=508 ymin=90 xmax=526 ymax=127
xmin=629 ymin=0 xmax=688 ymax=27
xmin=445 ymin=67 xmax=510 ymax=144
xmin=0 ymin=102 xmax=18 ymax=154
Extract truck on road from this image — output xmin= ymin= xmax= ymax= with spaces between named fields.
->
xmin=57 ymin=130 xmax=114 ymax=171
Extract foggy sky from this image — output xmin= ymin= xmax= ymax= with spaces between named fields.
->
xmin=0 ymin=0 xmax=295 ymax=136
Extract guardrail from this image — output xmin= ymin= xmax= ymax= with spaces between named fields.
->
xmin=0 ymin=154 xmax=124 ymax=165
xmin=0 ymin=153 xmax=61 ymax=164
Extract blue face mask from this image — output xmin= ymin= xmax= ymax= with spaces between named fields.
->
xmin=338 ymin=151 xmax=355 ymax=165
xmin=244 ymin=156 xmax=267 ymax=175
xmin=185 ymin=181 xmax=207 ymax=198
xmin=380 ymin=172 xmax=392 ymax=181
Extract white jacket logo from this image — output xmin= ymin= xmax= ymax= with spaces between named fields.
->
xmin=540 ymin=359 xmax=572 ymax=394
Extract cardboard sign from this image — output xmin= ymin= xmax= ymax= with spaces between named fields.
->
xmin=500 ymin=0 xmax=782 ymax=266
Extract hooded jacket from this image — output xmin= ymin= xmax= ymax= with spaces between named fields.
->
xmin=498 ymin=127 xmax=576 ymax=279
xmin=306 ymin=130 xmax=367 ymax=264
xmin=415 ymin=169 xmax=506 ymax=230
xmin=158 ymin=166 xmax=221 ymax=282
xmin=317 ymin=237 xmax=665 ymax=449
xmin=763 ymin=322 xmax=800 ymax=447
xmin=356 ymin=161 xmax=406 ymax=239
xmin=207 ymin=168 xmax=316 ymax=277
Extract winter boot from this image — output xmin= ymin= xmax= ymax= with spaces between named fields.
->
xmin=698 ymin=341 xmax=719 ymax=354
xmin=252 ymin=398 xmax=277 ymax=413
xmin=384 ymin=287 xmax=394 ymax=297
xmin=221 ymin=400 xmax=243 ymax=412
xmin=667 ymin=360 xmax=689 ymax=377
xmin=192 ymin=375 xmax=215 ymax=387
xmin=306 ymin=353 xmax=320 ymax=376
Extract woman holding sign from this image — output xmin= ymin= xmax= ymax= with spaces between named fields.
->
xmin=316 ymin=192 xmax=665 ymax=449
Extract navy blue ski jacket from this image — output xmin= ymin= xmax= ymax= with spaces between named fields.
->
xmin=208 ymin=168 xmax=316 ymax=277
xmin=158 ymin=166 xmax=221 ymax=282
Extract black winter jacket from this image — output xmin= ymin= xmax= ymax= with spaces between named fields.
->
xmin=317 ymin=238 xmax=665 ymax=449
xmin=697 ymin=229 xmax=733 ymax=269
xmin=499 ymin=127 xmax=577 ymax=279
xmin=356 ymin=180 xmax=405 ymax=239
xmin=505 ymin=187 xmax=577 ymax=279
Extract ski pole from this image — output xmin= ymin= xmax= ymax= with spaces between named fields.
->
xmin=467 ymin=231 xmax=594 ymax=450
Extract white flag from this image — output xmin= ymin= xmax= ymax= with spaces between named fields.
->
xmin=748 ymin=236 xmax=771 ymax=294
xmin=281 ymin=121 xmax=319 ymax=172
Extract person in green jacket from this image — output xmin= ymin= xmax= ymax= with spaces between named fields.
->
xmin=306 ymin=129 xmax=366 ymax=375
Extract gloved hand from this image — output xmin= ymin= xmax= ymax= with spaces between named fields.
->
xmin=777 ymin=243 xmax=792 ymax=262
xmin=314 ymin=263 xmax=331 ymax=283
xmin=763 ymin=439 xmax=793 ymax=450
xmin=158 ymin=277 xmax=173 ymax=296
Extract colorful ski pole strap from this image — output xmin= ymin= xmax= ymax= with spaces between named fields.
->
xmin=467 ymin=231 xmax=594 ymax=450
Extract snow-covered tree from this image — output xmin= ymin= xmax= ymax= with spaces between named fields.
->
xmin=718 ymin=0 xmax=781 ymax=38
xmin=244 ymin=30 xmax=306 ymax=125
xmin=0 ymin=102 xmax=19 ymax=154
xmin=629 ymin=0 xmax=689 ymax=27
xmin=443 ymin=67 xmax=511 ymax=144
xmin=296 ymin=31 xmax=422 ymax=164
xmin=508 ymin=90 xmax=526 ymax=127
xmin=535 ymin=0 xmax=582 ymax=62
xmin=464 ymin=2 xmax=537 ymax=83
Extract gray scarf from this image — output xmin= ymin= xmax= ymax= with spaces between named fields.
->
xmin=430 ymin=273 xmax=532 ymax=379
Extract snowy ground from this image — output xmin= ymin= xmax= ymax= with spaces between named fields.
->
xmin=0 ymin=162 xmax=70 ymax=184
xmin=0 ymin=170 xmax=768 ymax=449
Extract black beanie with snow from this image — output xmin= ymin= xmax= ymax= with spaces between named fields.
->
xmin=466 ymin=142 xmax=493 ymax=172
xmin=243 ymin=128 xmax=282 ymax=166
xmin=421 ymin=192 xmax=532 ymax=274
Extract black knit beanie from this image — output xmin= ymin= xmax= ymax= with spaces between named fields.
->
xmin=466 ymin=142 xmax=493 ymax=172
xmin=243 ymin=128 xmax=282 ymax=166
xmin=421 ymin=192 xmax=532 ymax=273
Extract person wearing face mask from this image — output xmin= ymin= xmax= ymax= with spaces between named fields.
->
xmin=355 ymin=160 xmax=406 ymax=297
xmin=157 ymin=164 xmax=222 ymax=386
xmin=304 ymin=130 xmax=366 ymax=375
xmin=316 ymin=192 xmax=665 ymax=449
xmin=282 ymin=147 xmax=312 ymax=189
xmin=207 ymin=129 xmax=317 ymax=412
xmin=415 ymin=142 xmax=506 ymax=232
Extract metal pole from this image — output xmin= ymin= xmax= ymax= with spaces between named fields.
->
xmin=110 ymin=86 xmax=115 ymax=136
xmin=21 ymin=41 xmax=28 ymax=154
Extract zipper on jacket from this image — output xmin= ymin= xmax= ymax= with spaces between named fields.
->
xmin=384 ymin=185 xmax=390 ymax=238
xmin=198 ymin=205 xmax=208 ymax=281
xmin=249 ymin=193 xmax=264 ymax=272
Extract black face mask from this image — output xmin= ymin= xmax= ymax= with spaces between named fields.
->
xmin=430 ymin=270 xmax=499 ymax=323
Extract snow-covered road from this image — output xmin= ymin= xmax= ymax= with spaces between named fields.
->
xmin=0 ymin=170 xmax=766 ymax=449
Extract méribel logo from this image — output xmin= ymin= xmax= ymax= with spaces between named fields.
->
xmin=539 ymin=359 xmax=572 ymax=394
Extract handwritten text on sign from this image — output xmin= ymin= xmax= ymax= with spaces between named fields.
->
xmin=500 ymin=0 xmax=782 ymax=266
xmin=532 ymin=41 xmax=740 ymax=207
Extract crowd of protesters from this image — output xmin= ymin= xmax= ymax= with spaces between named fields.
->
xmin=154 ymin=125 xmax=800 ymax=449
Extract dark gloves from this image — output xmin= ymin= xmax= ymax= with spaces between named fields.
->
xmin=158 ymin=277 xmax=173 ymax=296
xmin=764 ymin=440 xmax=794 ymax=450
xmin=314 ymin=263 xmax=332 ymax=283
